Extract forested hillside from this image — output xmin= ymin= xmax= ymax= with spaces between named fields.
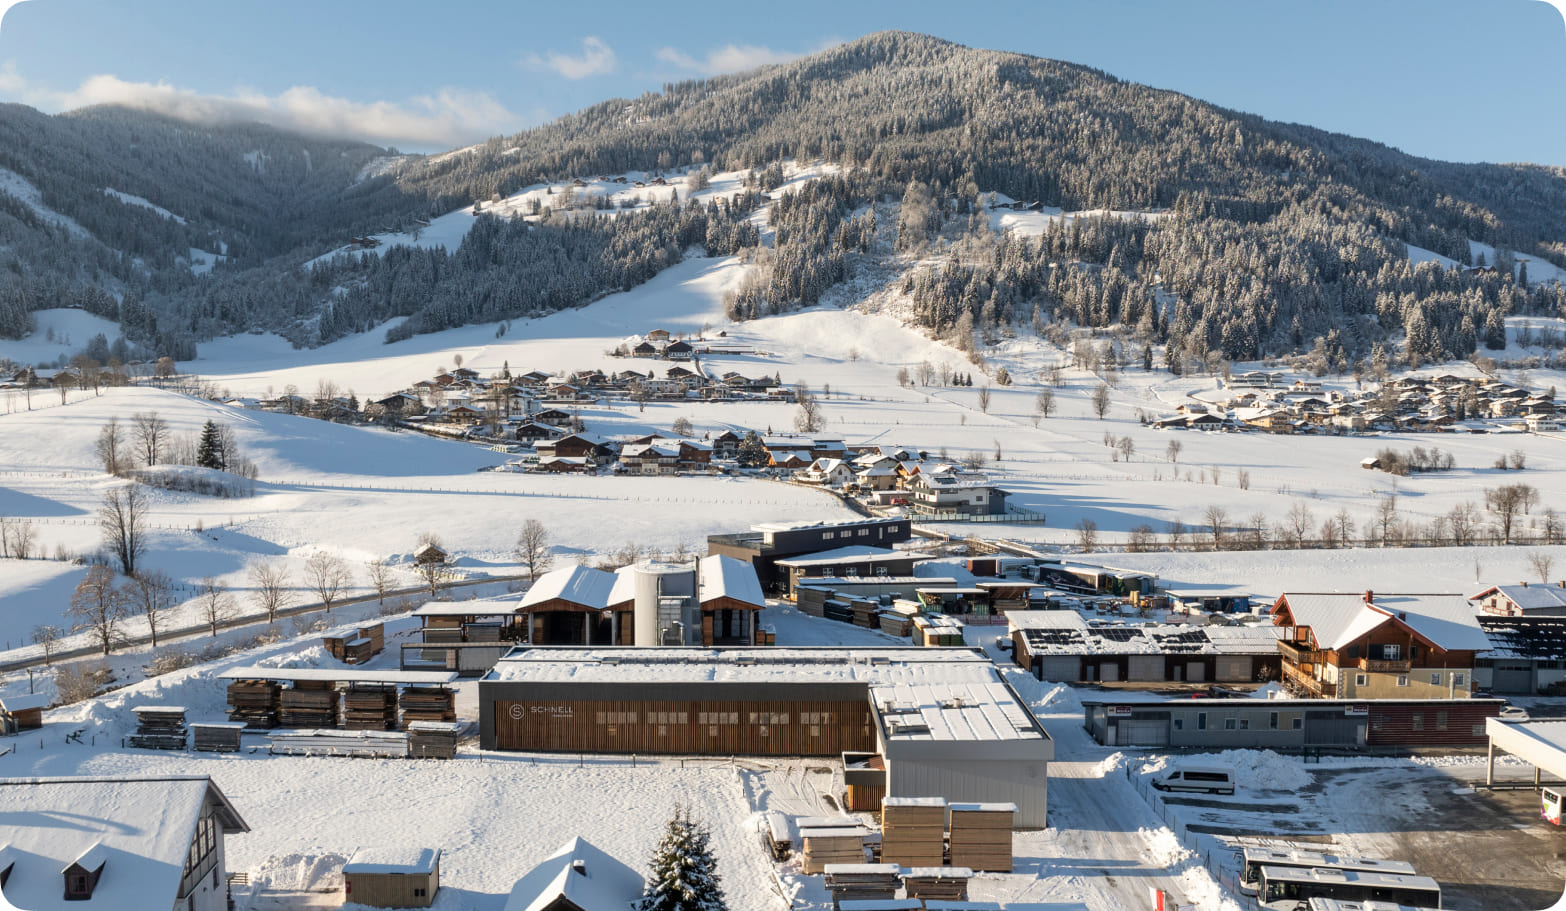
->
xmin=3 ymin=31 xmax=1564 ymax=366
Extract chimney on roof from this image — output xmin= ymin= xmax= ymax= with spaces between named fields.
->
xmin=1523 ymin=581 xmax=1529 ymax=588
xmin=1364 ymin=590 xmax=1374 ymax=603
xmin=571 ymin=859 xmax=587 ymax=876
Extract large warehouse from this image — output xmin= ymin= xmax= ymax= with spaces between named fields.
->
xmin=478 ymin=647 xmax=1052 ymax=826
xmin=1083 ymin=697 xmax=1505 ymax=749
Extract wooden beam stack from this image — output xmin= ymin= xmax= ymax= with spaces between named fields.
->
xmin=128 ymin=706 xmax=187 ymax=750
xmin=190 ymin=722 xmax=245 ymax=753
xmin=226 ymin=680 xmax=280 ymax=729
xmin=801 ymin=826 xmax=871 ymax=874
xmin=823 ymin=864 xmax=900 ymax=907
xmin=279 ymin=681 xmax=339 ymax=728
xmin=900 ymin=867 xmax=972 ymax=903
xmin=848 ymin=598 xmax=880 ymax=629
xmin=407 ymin=721 xmax=462 ymax=759
xmin=342 ymin=688 xmax=398 ymax=731
xmin=879 ymin=797 xmax=946 ymax=868
xmin=947 ymin=803 xmax=1015 ymax=872
xmin=399 ymin=686 xmax=456 ymax=725
xmin=358 ymin=622 xmax=386 ymax=653
xmin=269 ymin=729 xmax=409 ymax=758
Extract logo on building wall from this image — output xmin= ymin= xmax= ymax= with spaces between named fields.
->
xmin=1345 ymin=703 xmax=1369 ymax=716
xmin=508 ymin=704 xmax=575 ymax=719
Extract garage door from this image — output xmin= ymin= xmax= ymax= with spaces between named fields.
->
xmin=1304 ymin=710 xmax=1365 ymax=746
xmin=1098 ymin=662 xmax=1120 ymax=682
xmin=1116 ymin=720 xmax=1170 ymax=747
xmin=1128 ymin=656 xmax=1165 ymax=681
xmin=1039 ymin=657 xmax=1080 ymax=682
xmin=1186 ymin=662 xmax=1207 ymax=683
xmin=1215 ymin=656 xmax=1252 ymax=682
xmin=1492 ymin=662 xmax=1534 ymax=694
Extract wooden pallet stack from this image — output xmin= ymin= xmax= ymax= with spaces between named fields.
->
xmin=878 ymin=605 xmax=917 ymax=638
xmin=342 ymin=688 xmax=398 ymax=731
xmin=848 ymin=598 xmax=880 ymax=629
xmin=900 ymin=867 xmax=973 ymax=903
xmin=823 ymin=864 xmax=900 ymax=907
xmin=226 ymin=680 xmax=281 ymax=729
xmin=833 ymin=902 xmax=920 ymax=911
xmin=358 ymin=623 xmax=386 ymax=653
xmin=269 ymin=729 xmax=408 ymax=758
xmin=947 ymin=803 xmax=1015 ymax=872
xmin=399 ymin=687 xmax=456 ymax=725
xmin=128 ymin=706 xmax=188 ymax=750
xmin=796 ymin=587 xmax=829 ymax=617
xmin=879 ymin=798 xmax=947 ymax=868
xmin=407 ymin=721 xmax=462 ymax=759
xmin=190 ymin=722 xmax=246 ymax=753
xmin=341 ymin=638 xmax=375 ymax=665
xmin=279 ymin=681 xmax=339 ymax=728
xmin=755 ymin=626 xmax=777 ymax=646
xmin=801 ymin=826 xmax=871 ymax=874
xmin=463 ymin=622 xmax=503 ymax=642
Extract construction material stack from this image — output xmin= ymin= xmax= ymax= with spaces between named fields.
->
xmin=225 ymin=679 xmax=280 ymax=729
xmin=190 ymin=722 xmax=245 ymax=753
xmin=128 ymin=706 xmax=188 ymax=750
xmin=879 ymin=797 xmax=947 ymax=868
xmin=849 ymin=597 xmax=880 ymax=629
xmin=801 ymin=825 xmax=871 ymax=874
xmin=399 ymin=686 xmax=456 ymax=725
xmin=342 ymin=687 xmax=398 ymax=731
xmin=280 ymin=681 xmax=339 ymax=728
xmin=901 ymin=867 xmax=972 ymax=903
xmin=269 ymin=729 xmax=409 ymax=758
xmin=947 ymin=803 xmax=1015 ymax=872
xmin=407 ymin=721 xmax=462 ymax=759
xmin=823 ymin=864 xmax=900 ymax=908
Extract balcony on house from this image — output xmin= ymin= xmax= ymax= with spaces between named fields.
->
xmin=1358 ymin=657 xmax=1411 ymax=673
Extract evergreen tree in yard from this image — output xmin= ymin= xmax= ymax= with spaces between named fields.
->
xmin=196 ymin=420 xmax=225 ymax=470
xmin=638 ymin=807 xmax=726 ymax=911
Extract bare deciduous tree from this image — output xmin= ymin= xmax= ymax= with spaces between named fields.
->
xmin=131 ymin=411 xmax=168 ymax=467
xmin=95 ymin=417 xmax=125 ymax=475
xmin=1091 ymin=384 xmax=1112 ymax=419
xmin=304 ymin=551 xmax=352 ymax=613
xmin=197 ymin=576 xmax=235 ymax=636
xmin=1116 ymin=436 xmax=1135 ymax=462
xmin=1528 ymin=551 xmax=1556 ymax=584
xmin=516 ymin=519 xmax=553 ymax=581
xmin=31 ymin=624 xmax=62 ymax=665
xmin=1165 ymin=440 xmax=1182 ymax=463
xmin=1035 ymin=388 xmax=1056 ymax=422
xmin=977 ymin=385 xmax=991 ymax=413
xmin=365 ymin=559 xmax=394 ymax=605
xmin=1075 ymin=518 xmax=1098 ymax=553
xmin=123 ymin=569 xmax=175 ymax=649
xmin=99 ymin=485 xmax=148 ymax=577
xmin=1203 ymin=505 xmax=1229 ymax=550
xmin=1284 ymin=502 xmax=1315 ymax=549
xmin=1485 ymin=484 xmax=1534 ymax=545
xmin=249 ymin=559 xmax=291 ymax=623
xmin=68 ymin=564 xmax=127 ymax=656
xmin=1127 ymin=524 xmax=1157 ymax=553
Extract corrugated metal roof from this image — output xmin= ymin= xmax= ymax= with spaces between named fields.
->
xmin=519 ymin=565 xmax=620 ymax=610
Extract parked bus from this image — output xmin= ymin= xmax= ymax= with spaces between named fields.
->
xmin=1238 ymin=848 xmax=1416 ymax=897
xmin=1306 ymin=899 xmax=1442 ymax=911
xmin=1257 ymin=866 xmax=1441 ymax=910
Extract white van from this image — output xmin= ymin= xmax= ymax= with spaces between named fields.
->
xmin=1151 ymin=765 xmax=1236 ymax=795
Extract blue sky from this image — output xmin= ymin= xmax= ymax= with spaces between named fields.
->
xmin=1 ymin=0 xmax=1563 ymax=165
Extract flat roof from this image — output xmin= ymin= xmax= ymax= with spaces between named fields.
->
xmin=343 ymin=847 xmax=441 ymax=874
xmin=872 ymin=682 xmax=1043 ymax=744
xmin=1487 ymin=718 xmax=1566 ymax=779
xmin=413 ymin=598 xmax=521 ymax=617
xmin=483 ymin=647 xmax=994 ymax=686
xmin=1014 ymin=618 xmax=1286 ymax=656
xmin=219 ymin=668 xmax=457 ymax=685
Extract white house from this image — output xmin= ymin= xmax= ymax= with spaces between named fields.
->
xmin=906 ymin=469 xmax=1009 ymax=516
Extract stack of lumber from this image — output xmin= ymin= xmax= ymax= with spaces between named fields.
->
xmin=901 ymin=868 xmax=973 ymax=903
xmin=947 ymin=803 xmax=1015 ymax=872
xmin=801 ymin=827 xmax=871 ymax=874
xmin=837 ymin=902 xmax=920 ymax=911
xmin=407 ymin=721 xmax=463 ymax=759
xmin=400 ymin=687 xmax=457 ymax=724
xmin=358 ymin=623 xmax=386 ymax=653
xmin=797 ymin=587 xmax=830 ymax=617
xmin=269 ymin=729 xmax=409 ymax=758
xmin=341 ymin=638 xmax=375 ymax=665
xmin=226 ymin=680 xmax=281 ymax=728
xmin=755 ymin=626 xmax=777 ymax=646
xmin=848 ymin=598 xmax=880 ymax=629
xmin=823 ymin=599 xmax=854 ymax=624
xmin=880 ymin=798 xmax=947 ymax=867
xmin=190 ymin=722 xmax=246 ymax=753
xmin=342 ymin=689 xmax=398 ymax=731
xmin=128 ymin=705 xmax=187 ymax=750
xmin=878 ymin=607 xmax=916 ymax=638
xmin=463 ymin=622 xmax=503 ymax=642
xmin=279 ymin=682 xmax=339 ymax=728
xmin=823 ymin=864 xmax=900 ymax=907
xmin=422 ymin=627 xmax=464 ymax=644
xmin=913 ymin=615 xmax=966 ymax=647
xmin=764 ymin=812 xmax=792 ymax=860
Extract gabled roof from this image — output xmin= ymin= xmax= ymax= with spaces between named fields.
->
xmin=0 ymin=693 xmax=49 ymax=713
xmin=1472 ymin=584 xmax=1566 ymax=612
xmin=699 ymin=554 xmax=765 ymax=607
xmin=1277 ymin=592 xmax=1490 ymax=652
xmin=520 ymin=566 xmax=619 ymax=610
xmin=502 ymin=836 xmax=643 ymax=911
xmin=0 ymin=776 xmax=247 ymax=911
xmin=343 ymin=847 xmax=440 ymax=875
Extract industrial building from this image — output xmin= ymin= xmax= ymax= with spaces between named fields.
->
xmin=773 ymin=546 xmax=930 ymax=597
xmin=1009 ymin=612 xmax=1286 ymax=684
xmin=477 ymin=647 xmax=1052 ymax=826
xmin=1084 ymin=697 xmax=1505 ymax=749
xmin=707 ymin=518 xmax=913 ymax=592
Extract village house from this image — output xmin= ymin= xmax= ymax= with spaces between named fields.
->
xmin=536 ymin=433 xmax=616 ymax=463
xmin=501 ymin=837 xmax=643 ymax=911
xmin=514 ymin=421 xmax=565 ymax=444
xmin=1272 ymin=591 xmax=1490 ymax=699
xmin=795 ymin=457 xmax=857 ymax=487
xmin=619 ymin=442 xmax=680 ymax=475
xmin=710 ymin=430 xmax=741 ymax=459
xmin=906 ymin=469 xmax=1010 ymax=517
xmin=0 ymin=693 xmax=47 ymax=733
xmin=677 ymin=440 xmax=713 ymax=472
xmin=0 ymin=775 xmax=249 ymax=911
xmin=664 ymin=339 xmax=695 ymax=361
xmin=1471 ymin=582 xmax=1566 ymax=617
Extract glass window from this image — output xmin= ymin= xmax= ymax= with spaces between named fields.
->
xmin=1430 ymin=673 xmax=1442 ymax=686
xmin=1173 ymin=718 xmax=1184 ymax=731
xmin=1397 ymin=675 xmax=1409 ymax=687
xmin=1269 ymin=712 xmax=1279 ymax=730
xmin=1437 ymin=711 xmax=1449 ymax=730
xmin=1197 ymin=713 xmax=1207 ymax=730
xmin=1453 ymin=673 xmax=1466 ymax=687
xmin=1224 ymin=718 xmax=1237 ymax=730
xmin=1291 ymin=717 xmax=1303 ymax=730
xmin=1356 ymin=674 xmax=1368 ymax=686
xmin=1411 ymin=713 xmax=1424 ymax=731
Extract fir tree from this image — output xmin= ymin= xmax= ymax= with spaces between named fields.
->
xmin=638 ymin=807 xmax=726 ymax=911
xmin=196 ymin=420 xmax=226 ymax=471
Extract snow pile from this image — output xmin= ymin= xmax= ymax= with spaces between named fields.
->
xmin=1139 ymin=826 xmax=1192 ymax=866
xmin=250 ymin=850 xmax=346 ymax=891
xmin=1095 ymin=752 xmax=1129 ymax=776
xmin=1139 ymin=749 xmax=1313 ymax=792
xmin=1247 ymin=682 xmax=1284 ymax=699
xmin=1177 ymin=865 xmax=1245 ymax=911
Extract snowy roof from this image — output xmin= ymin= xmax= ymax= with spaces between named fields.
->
xmin=774 ymin=546 xmax=916 ymax=568
xmin=484 ymin=647 xmax=997 ymax=687
xmin=1279 ymin=592 xmax=1491 ymax=652
xmin=1472 ymin=584 xmax=1566 ymax=612
xmin=0 ymin=693 xmax=50 ymax=712
xmin=412 ymin=597 xmax=524 ymax=617
xmin=698 ymin=554 xmax=765 ymax=607
xmin=1006 ymin=612 xmax=1089 ymax=632
xmin=343 ymin=847 xmax=440 ymax=875
xmin=502 ymin=836 xmax=643 ymax=911
xmin=520 ymin=565 xmax=620 ymax=610
xmin=218 ymin=668 xmax=457 ymax=684
xmin=1012 ymin=618 xmax=1284 ymax=657
xmin=872 ymin=682 xmax=1043 ymax=743
xmin=0 ymin=776 xmax=247 ymax=911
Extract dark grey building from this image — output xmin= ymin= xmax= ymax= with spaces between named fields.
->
xmin=707 ymin=518 xmax=912 ymax=592
xmin=1083 ymin=697 xmax=1504 ymax=750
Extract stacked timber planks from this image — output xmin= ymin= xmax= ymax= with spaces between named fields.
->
xmin=878 ymin=608 xmax=915 ymax=638
xmin=342 ymin=688 xmax=397 ymax=731
xmin=269 ymin=729 xmax=409 ymax=758
xmin=947 ymin=803 xmax=1015 ymax=872
xmin=901 ymin=867 xmax=973 ymax=903
xmin=463 ymin=622 xmax=503 ymax=642
xmin=358 ymin=623 xmax=385 ymax=653
xmin=422 ymin=627 xmax=464 ymax=645
xmin=342 ymin=638 xmax=374 ymax=665
xmin=835 ymin=902 xmax=920 ymax=911
xmin=128 ymin=706 xmax=187 ymax=750
xmin=407 ymin=721 xmax=462 ymax=759
xmin=823 ymin=864 xmax=900 ymax=908
xmin=880 ymin=798 xmax=947 ymax=868
xmin=190 ymin=722 xmax=246 ymax=753
xmin=823 ymin=599 xmax=854 ymax=624
xmin=279 ymin=681 xmax=339 ymax=728
xmin=755 ymin=626 xmax=777 ymax=646
xmin=848 ymin=598 xmax=880 ymax=629
xmin=322 ymin=635 xmax=349 ymax=661
xmin=226 ymin=680 xmax=281 ymax=729
xmin=801 ymin=827 xmax=871 ymax=874
xmin=399 ymin=687 xmax=456 ymax=725
xmin=797 ymin=587 xmax=829 ymax=617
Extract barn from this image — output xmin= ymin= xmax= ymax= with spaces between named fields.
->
xmin=478 ymin=647 xmax=1052 ymax=825
xmin=0 ymin=693 xmax=47 ymax=734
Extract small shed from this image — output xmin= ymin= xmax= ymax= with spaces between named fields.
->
xmin=0 ymin=693 xmax=48 ymax=734
xmin=502 ymin=836 xmax=643 ymax=911
xmin=342 ymin=847 xmax=441 ymax=908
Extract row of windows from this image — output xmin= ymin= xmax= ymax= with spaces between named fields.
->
xmin=595 ymin=711 xmax=844 ymax=726
xmin=1352 ymin=672 xmax=1466 ymax=687
xmin=1179 ymin=712 xmax=1303 ymax=732
xmin=822 ymin=528 xmax=879 ymax=541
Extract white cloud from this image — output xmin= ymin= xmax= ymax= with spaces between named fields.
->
xmin=0 ymin=68 xmax=519 ymax=149
xmin=655 ymin=39 xmax=839 ymax=76
xmin=525 ymin=36 xmax=617 ymax=80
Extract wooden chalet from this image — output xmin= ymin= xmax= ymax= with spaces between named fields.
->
xmin=0 ymin=692 xmax=47 ymax=733
xmin=664 ymin=340 xmax=695 ymax=360
xmin=514 ymin=421 xmax=565 ymax=443
xmin=501 ymin=837 xmax=642 ymax=911
xmin=632 ymin=340 xmax=659 ymax=358
xmin=532 ymin=408 xmax=574 ymax=426
xmin=518 ymin=566 xmax=634 ymax=645
xmin=619 ymin=442 xmax=680 ymax=475
xmin=677 ymin=440 xmax=713 ymax=471
xmin=537 ymin=433 xmax=615 ymax=462
xmin=532 ymin=457 xmax=592 ymax=474
xmin=698 ymin=554 xmax=767 ymax=645
xmin=1272 ymin=591 xmax=1490 ymax=699
xmin=1472 ymin=582 xmax=1566 ymax=617
xmin=710 ymin=430 xmax=741 ymax=459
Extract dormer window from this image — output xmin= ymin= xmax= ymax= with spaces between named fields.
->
xmin=63 ymin=842 xmax=107 ymax=901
